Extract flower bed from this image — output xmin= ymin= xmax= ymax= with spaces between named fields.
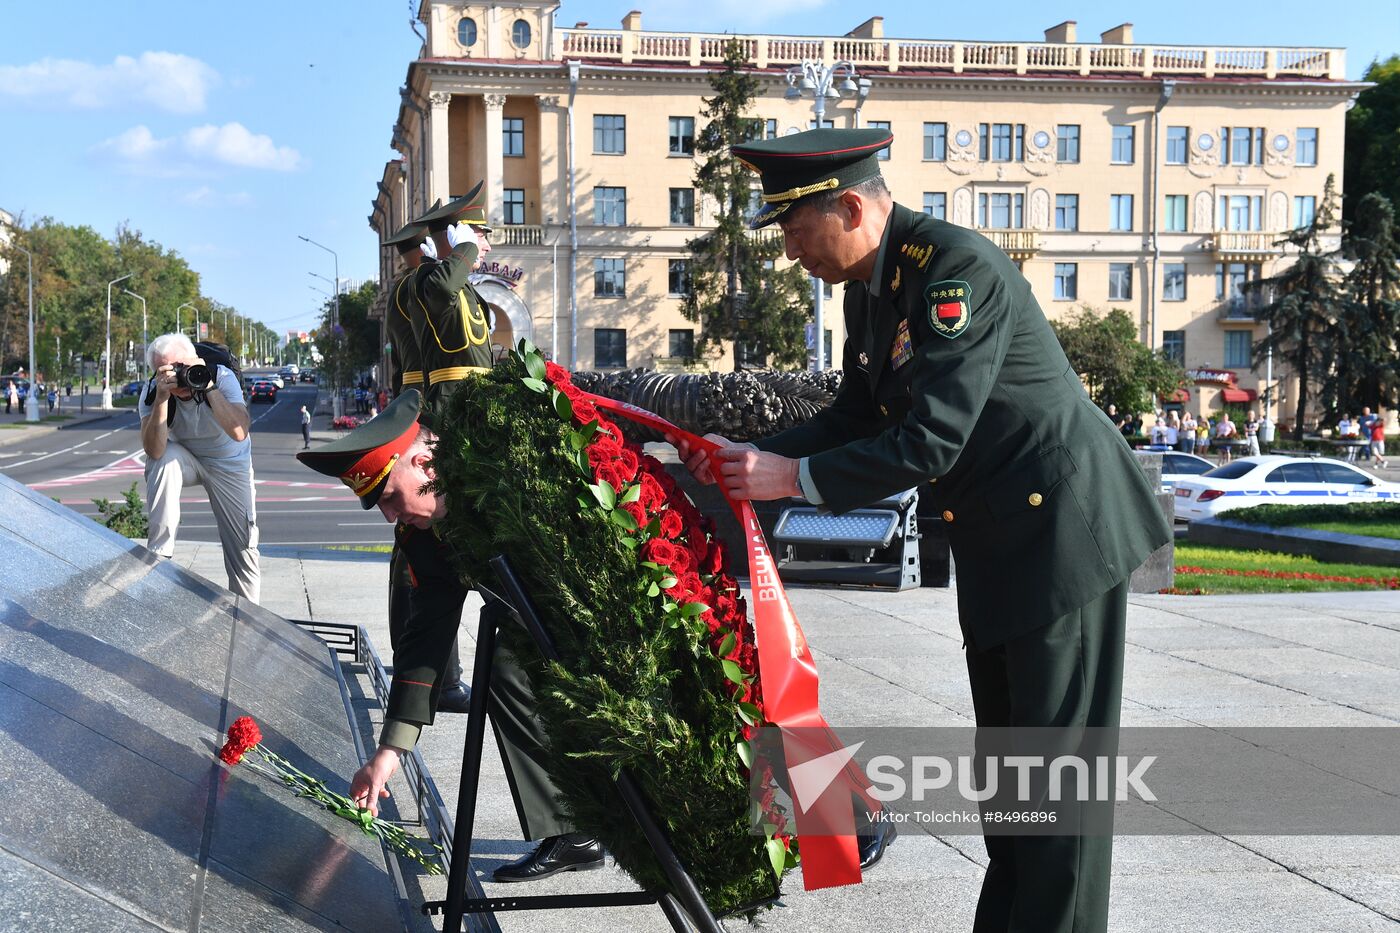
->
xmin=428 ymin=342 xmax=790 ymax=915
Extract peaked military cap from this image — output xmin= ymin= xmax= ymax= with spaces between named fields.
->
xmin=415 ymin=180 xmax=489 ymax=232
xmin=732 ymin=127 xmax=893 ymax=229
xmin=297 ymin=390 xmax=423 ymax=509
xmin=383 ymin=221 xmax=429 ymax=255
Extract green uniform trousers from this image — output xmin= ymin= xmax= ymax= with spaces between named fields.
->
xmin=963 ymin=579 xmax=1128 ymax=933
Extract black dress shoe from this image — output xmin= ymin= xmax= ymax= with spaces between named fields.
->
xmin=493 ymin=833 xmax=605 ymax=883
xmin=435 ymin=682 xmax=472 ymax=714
xmin=857 ymin=817 xmax=898 ymax=871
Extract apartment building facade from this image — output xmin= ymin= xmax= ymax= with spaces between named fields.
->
xmin=370 ymin=2 xmax=1363 ymax=422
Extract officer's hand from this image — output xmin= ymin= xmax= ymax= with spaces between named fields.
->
xmin=711 ymin=446 xmax=799 ymax=501
xmin=349 ymin=745 xmax=402 ymax=817
xmin=420 ymin=237 xmax=437 ymax=260
xmin=667 ymin=432 xmax=732 ymax=485
xmin=446 ymin=222 xmax=474 ymax=249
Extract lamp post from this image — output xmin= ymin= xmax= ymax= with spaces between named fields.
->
xmin=299 ymin=235 xmax=341 ymax=417
xmin=13 ymin=244 xmax=39 ymax=423
xmin=123 ymin=289 xmax=147 ymax=373
xmin=102 ymin=272 xmax=132 ymax=410
xmin=176 ymin=302 xmax=196 ymax=336
xmin=784 ymin=59 xmax=861 ymax=371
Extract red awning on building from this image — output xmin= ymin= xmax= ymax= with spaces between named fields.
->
xmin=1220 ymin=388 xmax=1258 ymax=404
xmin=1167 ymin=388 xmax=1190 ymax=403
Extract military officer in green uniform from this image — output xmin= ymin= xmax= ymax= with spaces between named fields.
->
xmin=298 ymin=391 xmax=604 ymax=881
xmin=678 ymin=128 xmax=1171 ymax=932
xmin=380 ymin=221 xmax=470 ymax=711
xmin=411 ymin=183 xmax=497 ymax=411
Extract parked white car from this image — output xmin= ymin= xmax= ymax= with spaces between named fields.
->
xmin=1172 ymin=455 xmax=1400 ymax=522
xmin=1159 ymin=452 xmax=1215 ymax=494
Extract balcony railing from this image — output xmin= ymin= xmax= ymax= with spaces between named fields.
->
xmin=554 ymin=29 xmax=1343 ymax=80
xmin=1210 ymin=231 xmax=1286 ymax=259
xmin=1208 ymin=296 xmax=1271 ymax=322
xmin=493 ymin=224 xmax=545 ymax=247
xmin=984 ymin=229 xmax=1041 ymax=259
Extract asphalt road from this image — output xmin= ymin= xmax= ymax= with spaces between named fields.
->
xmin=0 ymin=378 xmax=395 ymax=549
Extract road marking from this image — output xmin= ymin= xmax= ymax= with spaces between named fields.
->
xmin=337 ymin=522 xmax=389 ymax=527
xmin=31 ymin=450 xmax=146 ymax=490
xmin=2 ymin=420 xmax=135 ymax=469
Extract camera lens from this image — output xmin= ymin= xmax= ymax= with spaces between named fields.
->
xmin=185 ymin=363 xmax=213 ymax=390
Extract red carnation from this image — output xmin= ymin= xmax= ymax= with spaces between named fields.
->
xmin=218 ymin=715 xmax=263 ymax=766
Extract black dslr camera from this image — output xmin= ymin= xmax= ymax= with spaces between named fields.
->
xmin=172 ymin=361 xmax=215 ymax=392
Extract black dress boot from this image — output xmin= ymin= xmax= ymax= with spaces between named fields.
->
xmin=856 ymin=815 xmax=898 ymax=870
xmin=492 ymin=833 xmax=605 ymax=883
xmin=435 ymin=682 xmax=472 ymax=714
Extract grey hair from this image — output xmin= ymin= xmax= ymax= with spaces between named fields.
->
xmin=802 ymin=175 xmax=890 ymax=216
xmin=146 ymin=332 xmax=197 ymax=369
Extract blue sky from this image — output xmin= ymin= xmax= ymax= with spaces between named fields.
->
xmin=2 ymin=1 xmax=1395 ymax=339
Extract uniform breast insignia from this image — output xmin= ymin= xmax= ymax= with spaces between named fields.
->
xmin=899 ymin=241 xmax=937 ymax=271
xmin=926 ymin=279 xmax=972 ymax=339
xmin=889 ymin=318 xmax=914 ymax=370
xmin=890 ymin=266 xmax=902 ymax=293
xmin=858 ymin=351 xmax=869 ymax=367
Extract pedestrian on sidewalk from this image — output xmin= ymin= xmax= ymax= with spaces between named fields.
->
xmin=299 ymin=404 xmax=312 ymax=449
xmin=1370 ymin=418 xmax=1388 ymax=469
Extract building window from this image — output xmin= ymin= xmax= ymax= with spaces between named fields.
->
xmin=979 ymin=123 xmax=1019 ymax=162
xmin=1216 ymin=262 xmax=1263 ymax=314
xmin=1219 ymin=194 xmax=1263 ymax=231
xmin=1054 ymin=194 xmax=1079 ymax=231
xmin=1109 ymin=194 xmax=1134 ymax=231
xmin=1161 ymin=330 xmax=1185 ymax=365
xmin=668 ymin=328 xmax=694 ymax=358
xmin=1224 ymin=330 xmax=1252 ymax=369
xmin=1111 ymin=125 xmax=1135 ymax=164
xmin=922 ymin=192 xmax=946 ymax=220
xmin=1296 ymin=128 xmax=1318 ymax=166
xmin=669 ymin=188 xmax=695 ymax=226
xmin=1293 ymin=195 xmax=1317 ymax=229
xmin=1108 ymin=263 xmax=1134 ymax=301
xmin=1056 ymin=124 xmax=1080 ymax=163
xmin=595 ymin=327 xmax=627 ymax=368
xmin=668 ymin=260 xmax=690 ymax=297
xmin=1165 ymin=126 xmax=1188 ymax=165
xmin=503 ymin=117 xmax=524 ymax=157
xmin=594 ymin=258 xmax=625 ymax=298
xmin=457 ymin=17 xmax=477 ymax=47
xmin=809 ymin=119 xmax=835 ymax=130
xmin=1221 ymin=127 xmax=1265 ymax=166
xmin=765 ymin=118 xmax=777 ymax=139
xmin=978 ymin=192 xmax=1023 ymax=229
xmin=1054 ymin=263 xmax=1077 ymax=300
xmin=594 ymin=114 xmax=625 ymax=154
xmin=511 ymin=19 xmax=532 ymax=49
xmin=669 ymin=116 xmax=695 ymax=156
xmin=593 ymin=186 xmax=626 ymax=225
xmin=1163 ymin=194 xmax=1187 ymax=232
xmin=502 ymin=188 xmax=525 ymax=225
xmin=923 ymin=122 xmax=947 ymax=161
xmin=1163 ymin=262 xmax=1186 ymax=301
xmin=867 ymin=121 xmax=891 ymax=160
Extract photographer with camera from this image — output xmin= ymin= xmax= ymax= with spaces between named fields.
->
xmin=140 ymin=333 xmax=260 ymax=602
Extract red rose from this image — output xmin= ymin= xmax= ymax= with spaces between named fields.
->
xmin=571 ymin=397 xmax=598 ymax=424
xmin=616 ymin=448 xmax=640 ymax=483
xmin=596 ymin=417 xmax=621 ymax=441
xmin=588 ymin=433 xmax=623 ymax=459
xmin=545 ymin=361 xmax=571 ymax=386
xmin=593 ymin=461 xmax=628 ymax=492
xmin=700 ymin=538 xmax=725 ymax=575
xmin=658 ymin=509 xmax=684 ymax=539
xmin=622 ymin=501 xmax=647 ymax=528
xmin=638 ymin=473 xmax=666 ymax=513
xmin=560 ymin=381 xmax=584 ymax=402
xmin=641 ymin=538 xmax=681 ymax=567
xmin=668 ymin=545 xmax=695 ymax=574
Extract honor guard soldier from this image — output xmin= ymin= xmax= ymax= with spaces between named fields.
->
xmin=677 ymin=128 xmax=1171 ymax=933
xmin=411 ymin=182 xmax=497 ymax=411
xmin=380 ymin=220 xmax=462 ymax=704
xmin=298 ymin=391 xmax=603 ymax=880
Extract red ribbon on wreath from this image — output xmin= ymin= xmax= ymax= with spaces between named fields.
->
xmin=584 ymin=392 xmax=874 ymax=892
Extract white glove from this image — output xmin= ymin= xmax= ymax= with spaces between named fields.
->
xmin=445 ymin=221 xmax=473 ymax=249
xmin=420 ymin=237 xmax=437 ymax=260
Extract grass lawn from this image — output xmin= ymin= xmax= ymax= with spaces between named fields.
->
xmin=1221 ymin=502 xmax=1400 ymax=541
xmin=1173 ymin=543 xmax=1399 ymax=594
xmin=325 ymin=544 xmax=392 ymax=553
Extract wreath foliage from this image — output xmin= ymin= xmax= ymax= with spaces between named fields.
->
xmin=428 ymin=342 xmax=792 ymax=915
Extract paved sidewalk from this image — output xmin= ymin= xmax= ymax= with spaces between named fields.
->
xmin=156 ymin=539 xmax=1400 ymax=933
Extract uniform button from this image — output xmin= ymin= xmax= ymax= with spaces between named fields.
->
xmin=1028 ymin=492 xmax=1044 ymax=507
xmin=879 ymin=404 xmax=888 ymax=415
xmin=942 ymin=509 xmax=955 ymax=522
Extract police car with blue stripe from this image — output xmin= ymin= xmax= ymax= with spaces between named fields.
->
xmin=1173 ymin=455 xmax=1400 ymax=522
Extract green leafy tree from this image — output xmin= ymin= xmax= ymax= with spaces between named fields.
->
xmin=1335 ymin=193 xmax=1400 ymax=412
xmin=682 ymin=40 xmax=810 ymax=370
xmin=1243 ymin=175 xmax=1343 ymax=440
xmin=1344 ymin=55 xmax=1400 ymax=223
xmin=1050 ymin=306 xmax=1185 ymax=415
xmin=312 ymin=281 xmax=380 ymax=393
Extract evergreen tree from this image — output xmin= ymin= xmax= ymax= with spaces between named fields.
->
xmin=682 ymin=40 xmax=810 ymax=370
xmin=1336 ymin=193 xmax=1400 ymax=412
xmin=1243 ymin=174 xmax=1343 ymax=440
xmin=1344 ymin=55 xmax=1400 ymax=223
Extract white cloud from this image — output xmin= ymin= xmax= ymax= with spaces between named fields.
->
xmin=184 ymin=123 xmax=301 ymax=171
xmin=96 ymin=122 xmax=301 ymax=173
xmin=0 ymin=52 xmax=218 ymax=113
